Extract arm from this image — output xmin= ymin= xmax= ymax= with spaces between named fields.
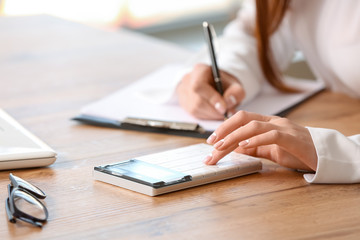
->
xmin=177 ymin=0 xmax=297 ymax=119
xmin=205 ymin=111 xmax=360 ymax=184
xmin=304 ymin=128 xmax=360 ymax=183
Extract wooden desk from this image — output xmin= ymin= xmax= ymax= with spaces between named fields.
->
xmin=1 ymin=16 xmax=360 ymax=240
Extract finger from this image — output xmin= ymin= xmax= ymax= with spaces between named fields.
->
xmin=192 ymin=63 xmax=227 ymax=115
xmin=207 ymin=111 xmax=259 ymax=144
xmin=177 ymin=73 xmax=224 ymax=119
xmin=223 ymin=83 xmax=245 ymax=109
xmin=196 ymin=83 xmax=227 ymax=116
xmin=207 ymin=112 xmax=276 ymax=145
xmin=206 ymin=136 xmax=312 ymax=170
xmin=194 ymin=66 xmax=240 ymax=116
xmin=238 ymin=129 xmax=296 ymax=150
xmin=205 ymin=141 xmax=310 ymax=170
xmin=190 ymin=94 xmax=224 ymax=119
xmin=235 ymin=145 xmax=313 ymax=170
xmin=238 ymin=128 xmax=317 ymax=170
xmin=204 ymin=142 xmax=239 ymax=165
xmin=220 ymin=70 xmax=245 ymax=109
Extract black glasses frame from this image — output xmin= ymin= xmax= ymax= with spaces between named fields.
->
xmin=5 ymin=173 xmax=48 ymax=227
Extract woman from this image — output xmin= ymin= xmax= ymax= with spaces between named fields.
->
xmin=176 ymin=0 xmax=360 ymax=183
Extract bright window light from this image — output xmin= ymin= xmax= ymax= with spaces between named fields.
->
xmin=0 ymin=0 xmax=240 ymax=29
xmin=1 ymin=0 xmax=126 ymax=27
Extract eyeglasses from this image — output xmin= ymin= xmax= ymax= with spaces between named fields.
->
xmin=5 ymin=173 xmax=48 ymax=227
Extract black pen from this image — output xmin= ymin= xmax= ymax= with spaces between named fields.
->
xmin=202 ymin=21 xmax=227 ymax=119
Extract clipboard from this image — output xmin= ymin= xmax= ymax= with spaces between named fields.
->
xmin=73 ymin=115 xmax=212 ymax=138
xmin=73 ymin=65 xmax=324 ymax=138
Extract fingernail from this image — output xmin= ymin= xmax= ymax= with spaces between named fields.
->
xmin=207 ymin=132 xmax=217 ymax=144
xmin=203 ymin=153 xmax=213 ymax=164
xmin=226 ymin=95 xmax=237 ymax=108
xmin=214 ymin=139 xmax=225 ymax=149
xmin=215 ymin=102 xmax=226 ymax=114
xmin=238 ymin=139 xmax=250 ymax=147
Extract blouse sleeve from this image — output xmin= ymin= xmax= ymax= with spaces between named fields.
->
xmin=304 ymin=127 xmax=360 ymax=183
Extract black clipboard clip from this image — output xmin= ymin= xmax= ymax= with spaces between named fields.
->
xmin=72 ymin=115 xmax=211 ymax=138
xmin=123 ymin=117 xmax=203 ymax=131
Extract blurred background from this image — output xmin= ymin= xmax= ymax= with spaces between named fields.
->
xmin=0 ymin=0 xmax=312 ymax=77
xmin=0 ymin=0 xmax=242 ymax=50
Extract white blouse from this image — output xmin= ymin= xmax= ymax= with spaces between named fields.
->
xmin=189 ymin=0 xmax=360 ymax=183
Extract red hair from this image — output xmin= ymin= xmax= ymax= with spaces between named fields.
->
xmin=255 ymin=0 xmax=297 ymax=92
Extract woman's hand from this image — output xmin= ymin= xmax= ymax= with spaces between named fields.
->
xmin=205 ymin=111 xmax=318 ymax=171
xmin=176 ymin=64 xmax=245 ymax=120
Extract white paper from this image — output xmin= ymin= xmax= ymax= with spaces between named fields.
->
xmin=81 ymin=64 xmax=325 ymax=132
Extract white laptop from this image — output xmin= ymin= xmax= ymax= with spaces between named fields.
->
xmin=0 ymin=109 xmax=56 ymax=170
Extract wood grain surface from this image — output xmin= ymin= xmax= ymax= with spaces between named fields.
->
xmin=0 ymin=15 xmax=359 ymax=240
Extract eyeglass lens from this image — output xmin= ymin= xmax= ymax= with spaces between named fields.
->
xmin=12 ymin=190 xmax=47 ymax=220
xmin=6 ymin=173 xmax=48 ymax=227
